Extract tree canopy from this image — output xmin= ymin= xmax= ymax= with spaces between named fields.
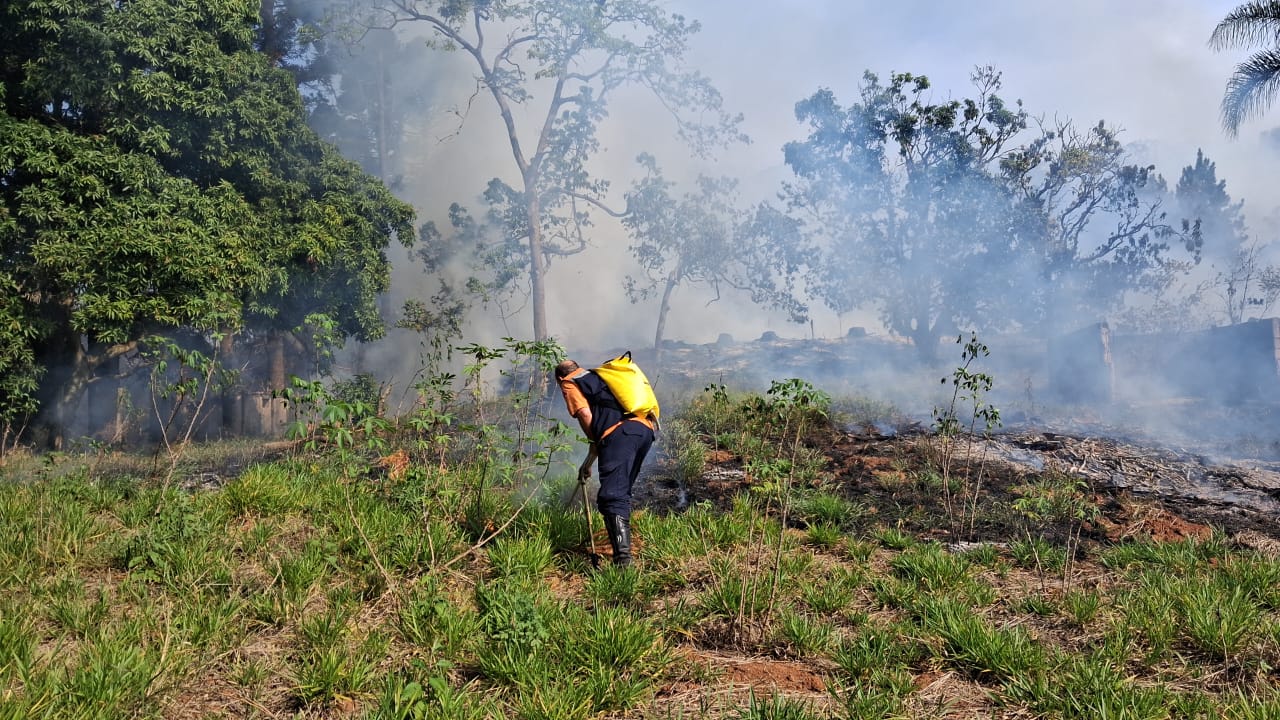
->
xmin=782 ymin=69 xmax=1029 ymax=359
xmin=367 ymin=0 xmax=745 ymax=342
xmin=781 ymin=68 xmax=1200 ymax=360
xmin=1 ymin=0 xmax=414 ymax=440
xmin=621 ymin=154 xmax=808 ymax=353
xmin=1173 ymin=149 xmax=1279 ymax=324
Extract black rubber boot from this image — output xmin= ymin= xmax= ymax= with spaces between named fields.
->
xmin=603 ymin=513 xmax=632 ymax=567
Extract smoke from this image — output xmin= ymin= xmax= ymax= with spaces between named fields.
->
xmin=321 ymin=0 xmax=1280 ymax=460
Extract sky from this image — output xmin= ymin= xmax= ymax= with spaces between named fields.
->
xmin=675 ymin=0 xmax=1269 ymax=201
xmin=383 ymin=0 xmax=1280 ymax=355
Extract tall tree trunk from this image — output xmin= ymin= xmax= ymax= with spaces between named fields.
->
xmin=526 ymin=181 xmax=548 ymax=342
xmin=911 ymin=323 xmax=940 ymax=365
xmin=653 ymin=263 xmax=683 ymax=364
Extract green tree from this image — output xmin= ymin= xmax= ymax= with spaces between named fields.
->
xmin=781 ymin=68 xmax=1200 ymax=359
xmin=1 ymin=0 xmax=414 ymax=443
xmin=366 ymin=0 xmax=744 ymax=342
xmin=621 ymin=154 xmax=808 ymax=354
xmin=782 ymin=68 xmax=1027 ymax=361
xmin=1176 ymin=149 xmax=1278 ymax=323
xmin=1211 ymin=1 xmax=1280 ymax=137
xmin=1001 ymin=118 xmax=1200 ymax=332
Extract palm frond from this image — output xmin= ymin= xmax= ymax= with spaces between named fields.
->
xmin=1209 ymin=1 xmax=1280 ymax=50
xmin=1221 ymin=48 xmax=1280 ymax=136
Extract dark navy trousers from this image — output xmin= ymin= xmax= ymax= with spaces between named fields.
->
xmin=595 ymin=419 xmax=654 ymax=516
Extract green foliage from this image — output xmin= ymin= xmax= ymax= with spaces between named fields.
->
xmin=800 ymin=566 xmax=860 ymax=615
xmin=831 ymin=677 xmax=910 ymax=720
xmin=476 ymin=581 xmax=552 ymax=655
xmin=871 ymin=525 xmax=916 ymax=550
xmin=0 ymin=600 xmax=34 ymax=682
xmin=1220 ymin=554 xmax=1280 ymax=609
xmin=1212 ymin=3 xmax=1280 ymax=136
xmin=116 ymin=495 xmax=232 ymax=595
xmin=1062 ymin=588 xmax=1103 ymax=627
xmin=373 ymin=665 xmax=496 ymax=720
xmin=292 ymin=643 xmax=379 ymax=707
xmin=796 ymin=491 xmax=864 ymax=529
xmin=961 ymin=542 xmax=1001 ymax=566
xmin=221 ymin=465 xmax=297 ymax=517
xmin=1225 ymin=691 xmax=1280 ymax=720
xmin=662 ymin=419 xmax=709 ymax=488
xmin=1176 ymin=581 xmax=1262 ymax=660
xmin=776 ymin=608 xmax=835 ymax=657
xmin=0 ymin=272 xmax=41 ymax=441
xmin=585 ymin=565 xmax=656 ymax=607
xmin=61 ymin=632 xmax=169 ymax=719
xmin=890 ymin=542 xmax=972 ymax=593
xmin=804 ymin=522 xmax=844 ymax=549
xmin=933 ymin=333 xmax=1001 ymax=438
xmin=1010 ymin=534 xmax=1068 ymax=573
xmin=398 ymin=586 xmax=481 ymax=661
xmin=918 ymin=597 xmax=1047 ymax=681
xmin=43 ymin=577 xmax=111 ymax=639
xmin=832 ymin=619 xmax=926 ymax=685
xmin=1011 ymin=471 xmax=1100 ymax=587
xmin=1099 ymin=534 xmax=1232 ymax=573
xmin=487 ymin=534 xmax=554 ymax=581
xmin=731 ymin=691 xmax=825 ymax=720
xmin=683 ymin=379 xmax=831 ymax=462
xmin=276 ymin=375 xmax=391 ymax=455
xmin=699 ymin=565 xmax=773 ymax=620
xmin=623 ymin=156 xmax=808 ymax=348
xmin=7 ymin=370 xmax=1280 ymax=717
xmin=931 ymin=332 xmax=1002 ymax=538
xmin=1005 ymin=650 xmax=1170 ymax=719
xmin=1 ymin=0 xmax=414 ymax=440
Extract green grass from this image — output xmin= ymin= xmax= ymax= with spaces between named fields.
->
xmin=2 ymin=385 xmax=1279 ymax=719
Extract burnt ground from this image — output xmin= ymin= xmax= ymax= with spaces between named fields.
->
xmin=633 ymin=422 xmax=1280 ymax=549
xmin=614 ymin=333 xmax=1280 ymax=547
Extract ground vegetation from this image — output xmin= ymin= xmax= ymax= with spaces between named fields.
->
xmin=2 ymin=341 xmax=1278 ymax=719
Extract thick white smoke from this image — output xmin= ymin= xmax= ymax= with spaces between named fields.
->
xmin=335 ymin=0 xmax=1280 ymax=459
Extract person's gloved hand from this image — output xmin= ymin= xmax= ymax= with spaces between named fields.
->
xmin=578 ymin=442 xmax=598 ymax=484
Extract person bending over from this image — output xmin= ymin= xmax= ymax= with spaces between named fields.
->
xmin=555 ymin=359 xmax=655 ymax=566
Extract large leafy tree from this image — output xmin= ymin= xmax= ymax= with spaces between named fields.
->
xmin=783 ymin=69 xmax=1027 ymax=360
xmin=782 ymin=68 xmax=1199 ymax=360
xmin=1211 ymin=1 xmax=1280 ymax=137
xmin=366 ymin=0 xmax=744 ymax=342
xmin=1 ymin=0 xmax=414 ymax=442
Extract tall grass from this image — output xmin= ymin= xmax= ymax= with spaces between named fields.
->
xmin=2 ymin=373 xmax=1279 ymax=718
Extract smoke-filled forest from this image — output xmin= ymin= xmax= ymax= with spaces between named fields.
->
xmin=5 ymin=0 xmax=1280 ymax=446
xmin=5 ymin=1 xmax=1280 ymax=719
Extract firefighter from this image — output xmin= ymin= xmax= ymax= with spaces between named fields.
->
xmin=554 ymin=359 xmax=655 ymax=566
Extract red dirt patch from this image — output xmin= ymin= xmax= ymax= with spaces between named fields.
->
xmin=706 ymin=449 xmax=735 ymax=464
xmin=683 ymin=651 xmax=827 ymax=693
xmin=1095 ymin=499 xmax=1214 ymax=543
xmin=724 ymin=659 xmax=826 ymax=693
